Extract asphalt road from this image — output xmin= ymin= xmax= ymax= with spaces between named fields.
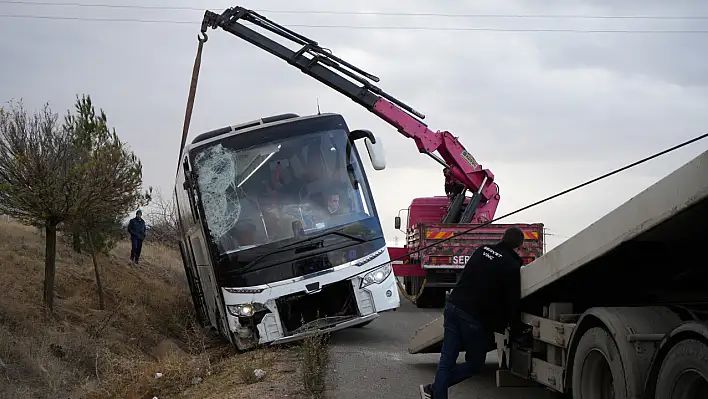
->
xmin=324 ymin=300 xmax=548 ymax=399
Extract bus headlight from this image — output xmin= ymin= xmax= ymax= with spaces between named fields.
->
xmin=360 ymin=263 xmax=392 ymax=288
xmin=227 ymin=302 xmax=267 ymax=317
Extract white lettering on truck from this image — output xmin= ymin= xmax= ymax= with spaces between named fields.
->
xmin=453 ymin=247 xmax=505 ymax=264
xmin=452 ymin=255 xmax=472 ymax=265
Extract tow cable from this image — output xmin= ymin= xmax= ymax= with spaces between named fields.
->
xmin=394 ymin=276 xmax=428 ymax=305
xmin=176 ymin=30 xmax=208 ymax=171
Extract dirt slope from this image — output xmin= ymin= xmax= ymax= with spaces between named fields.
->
xmin=0 ymin=219 xmax=303 ymax=398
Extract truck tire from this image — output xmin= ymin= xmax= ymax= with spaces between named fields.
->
xmin=410 ymin=276 xmax=428 ymax=308
xmin=571 ymin=327 xmax=627 ymax=399
xmin=415 ymin=287 xmax=446 ymax=309
xmin=428 ymin=288 xmax=447 ymax=308
xmin=415 ymin=291 xmax=429 ymax=308
xmin=654 ymin=339 xmax=708 ymax=399
xmin=404 ymin=277 xmax=413 ymax=295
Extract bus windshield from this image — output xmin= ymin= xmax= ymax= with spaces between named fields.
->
xmin=191 ymin=127 xmax=379 ymax=255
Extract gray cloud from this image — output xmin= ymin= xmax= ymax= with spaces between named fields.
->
xmin=2 ymin=0 xmax=707 ymax=249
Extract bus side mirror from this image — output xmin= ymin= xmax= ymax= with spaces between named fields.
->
xmin=365 ymin=136 xmax=386 ymax=170
xmin=350 ymin=129 xmax=386 ymax=171
xmin=394 ymin=216 xmax=401 ymax=230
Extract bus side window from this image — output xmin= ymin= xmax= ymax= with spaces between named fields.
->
xmin=174 ymin=187 xmax=186 ymax=235
xmin=183 ymin=159 xmax=200 ymax=222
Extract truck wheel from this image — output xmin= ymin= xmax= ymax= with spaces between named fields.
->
xmin=415 ymin=288 xmax=446 ymax=308
xmin=654 ymin=339 xmax=708 ymax=399
xmin=411 ymin=276 xmax=429 ymax=308
xmin=415 ymin=291 xmax=429 ymax=308
xmin=404 ymin=277 xmax=413 ymax=295
xmin=428 ymin=288 xmax=447 ymax=308
xmin=571 ymin=327 xmax=627 ymax=398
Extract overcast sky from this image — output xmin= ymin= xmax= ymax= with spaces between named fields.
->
xmin=2 ymin=0 xmax=707 ymax=251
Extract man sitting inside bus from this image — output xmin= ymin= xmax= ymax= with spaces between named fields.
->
xmin=326 ymin=192 xmax=343 ymax=216
xmin=299 ymin=189 xmax=349 ymax=230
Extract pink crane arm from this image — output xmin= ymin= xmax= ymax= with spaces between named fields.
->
xmin=200 ymin=7 xmax=501 ymax=222
xmin=373 ymin=98 xmax=500 ymax=222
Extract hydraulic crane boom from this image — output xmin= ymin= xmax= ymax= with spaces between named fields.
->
xmin=200 ymin=7 xmax=501 ymax=223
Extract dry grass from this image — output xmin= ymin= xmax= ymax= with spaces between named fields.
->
xmin=300 ymin=333 xmax=331 ymax=398
xmin=0 ymin=219 xmax=306 ymax=399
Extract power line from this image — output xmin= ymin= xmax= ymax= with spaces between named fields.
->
xmin=354 ymin=132 xmax=708 ymax=276
xmin=0 ymin=13 xmax=189 ymax=23
xmin=2 ymin=1 xmax=707 ymax=20
xmin=2 ymin=14 xmax=708 ymax=33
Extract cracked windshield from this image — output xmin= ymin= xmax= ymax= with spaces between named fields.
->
xmin=192 ymin=129 xmax=376 ymax=254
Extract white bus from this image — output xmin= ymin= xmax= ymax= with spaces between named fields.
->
xmin=174 ymin=112 xmax=400 ymax=350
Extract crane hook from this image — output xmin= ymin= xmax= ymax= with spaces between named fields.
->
xmin=198 ymin=31 xmax=209 ymax=43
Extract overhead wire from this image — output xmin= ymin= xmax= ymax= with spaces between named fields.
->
xmin=1 ymin=0 xmax=707 ymax=20
xmin=1 ymin=14 xmax=707 ymax=33
xmin=356 ymin=132 xmax=708 ymax=277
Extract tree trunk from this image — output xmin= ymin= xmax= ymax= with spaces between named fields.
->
xmin=43 ymin=222 xmax=58 ymax=314
xmin=72 ymin=227 xmax=82 ymax=254
xmin=87 ymin=231 xmax=105 ymax=310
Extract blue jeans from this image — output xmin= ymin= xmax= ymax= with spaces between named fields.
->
xmin=130 ymin=236 xmax=143 ymax=262
xmin=431 ymin=302 xmax=488 ymax=399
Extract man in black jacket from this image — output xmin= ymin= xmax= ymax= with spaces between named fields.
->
xmin=127 ymin=210 xmax=147 ymax=264
xmin=420 ymin=227 xmax=525 ymax=399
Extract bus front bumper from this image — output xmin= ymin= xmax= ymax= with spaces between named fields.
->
xmin=267 ymin=313 xmax=379 ymax=346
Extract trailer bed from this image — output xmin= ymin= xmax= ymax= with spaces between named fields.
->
xmin=522 ymin=148 xmax=708 ymax=307
xmin=409 ymin=148 xmax=708 ymax=354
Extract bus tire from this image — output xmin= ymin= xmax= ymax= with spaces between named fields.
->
xmin=654 ymin=339 xmax=708 ymax=398
xmin=571 ymin=326 xmax=627 ymax=398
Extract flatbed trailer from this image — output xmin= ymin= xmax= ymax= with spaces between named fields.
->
xmin=409 ymin=148 xmax=708 ymax=398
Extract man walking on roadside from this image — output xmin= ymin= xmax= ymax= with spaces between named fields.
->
xmin=127 ymin=210 xmax=147 ymax=265
xmin=419 ymin=227 xmax=526 ymax=399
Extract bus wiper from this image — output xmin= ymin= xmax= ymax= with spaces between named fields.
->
xmin=282 ymin=228 xmax=366 ymax=249
xmin=238 ymin=230 xmax=367 ymax=274
xmin=239 ymin=237 xmax=336 ymax=274
xmin=237 ymin=244 xmax=297 ymax=274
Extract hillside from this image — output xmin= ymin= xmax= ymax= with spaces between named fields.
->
xmin=0 ymin=219 xmax=304 ymax=399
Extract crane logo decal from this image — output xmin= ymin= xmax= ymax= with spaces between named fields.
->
xmin=461 ymin=150 xmax=479 ymax=169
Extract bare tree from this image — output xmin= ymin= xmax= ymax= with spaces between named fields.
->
xmin=0 ymin=100 xmax=84 ymax=314
xmin=143 ymin=187 xmax=180 ymax=248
